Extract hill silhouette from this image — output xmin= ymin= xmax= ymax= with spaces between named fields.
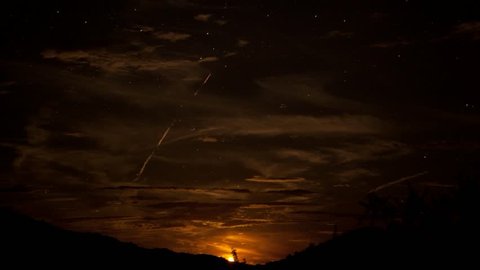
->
xmin=262 ymin=175 xmax=480 ymax=269
xmin=0 ymin=208 xmax=251 ymax=269
xmin=262 ymin=226 xmax=478 ymax=269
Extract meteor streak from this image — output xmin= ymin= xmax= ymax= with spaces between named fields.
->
xmin=133 ymin=125 xmax=172 ymax=182
xmin=133 ymin=71 xmax=212 ymax=182
xmin=368 ymin=171 xmax=428 ymax=193
xmin=194 ymin=73 xmax=212 ymax=96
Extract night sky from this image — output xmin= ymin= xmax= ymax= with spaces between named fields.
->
xmin=1 ymin=0 xmax=480 ymax=263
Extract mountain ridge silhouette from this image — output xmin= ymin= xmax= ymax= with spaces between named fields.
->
xmin=1 ymin=207 xmax=478 ymax=269
xmin=1 ymin=208 xmax=250 ymax=269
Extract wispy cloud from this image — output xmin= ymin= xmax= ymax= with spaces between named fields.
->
xmin=126 ymin=25 xmax=155 ymax=33
xmin=194 ymin=14 xmax=212 ymax=22
xmin=42 ymin=49 xmax=198 ymax=74
xmin=245 ymin=176 xmax=306 ymax=183
xmin=238 ymin=39 xmax=250 ymax=47
xmin=264 ymin=189 xmax=315 ymax=196
xmin=242 ymin=158 xmax=310 ymax=178
xmin=99 ymin=185 xmax=253 ymax=204
xmin=215 ymin=20 xmax=228 ymax=26
xmin=454 ymin=21 xmax=480 ymax=40
xmin=276 ymin=149 xmax=328 ymax=164
xmin=256 ymin=75 xmax=366 ymax=112
xmin=198 ymin=56 xmax=219 ymax=63
xmin=326 ymin=140 xmax=410 ymax=163
xmin=154 ymin=32 xmax=191 ymax=42
xmin=101 ymin=185 xmax=251 ymax=194
xmin=205 ymin=115 xmax=384 ymax=136
xmin=196 ymin=136 xmax=218 ymax=143
xmin=334 ymin=168 xmax=378 ymax=182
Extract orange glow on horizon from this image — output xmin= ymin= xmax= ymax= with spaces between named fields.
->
xmin=221 ymin=254 xmax=236 ymax=262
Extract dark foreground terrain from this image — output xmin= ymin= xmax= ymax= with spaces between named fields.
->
xmin=1 ymin=205 xmax=478 ymax=269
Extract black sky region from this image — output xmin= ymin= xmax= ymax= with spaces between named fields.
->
xmin=1 ymin=0 xmax=479 ymax=263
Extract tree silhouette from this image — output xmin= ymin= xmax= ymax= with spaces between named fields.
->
xmin=359 ymin=192 xmax=397 ymax=227
xmin=231 ymin=248 xmax=239 ymax=263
